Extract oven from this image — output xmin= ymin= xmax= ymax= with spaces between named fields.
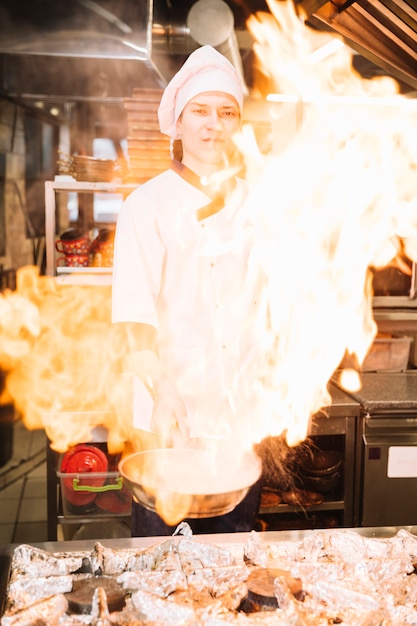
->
xmin=359 ymin=410 xmax=417 ymax=527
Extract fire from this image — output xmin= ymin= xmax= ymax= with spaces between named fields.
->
xmin=0 ymin=266 xmax=143 ymax=454
xmin=155 ymin=492 xmax=193 ymax=527
xmin=0 ymin=0 xmax=416 ymax=524
xmin=236 ymin=0 xmax=417 ymax=445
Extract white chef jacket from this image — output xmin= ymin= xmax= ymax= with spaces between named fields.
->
xmin=112 ymin=168 xmax=264 ymax=438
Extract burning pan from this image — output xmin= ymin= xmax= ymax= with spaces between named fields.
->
xmin=119 ymin=448 xmax=262 ymax=519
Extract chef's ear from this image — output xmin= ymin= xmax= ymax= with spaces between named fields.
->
xmin=175 ymin=114 xmax=183 ymax=138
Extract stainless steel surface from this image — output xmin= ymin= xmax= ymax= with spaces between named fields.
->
xmin=119 ymin=448 xmax=262 ymax=519
xmin=374 ymin=298 xmax=417 ymax=310
xmin=0 ymin=3 xmax=155 ymax=60
xmin=373 ymin=309 xmax=417 ymax=335
xmin=0 ymin=0 xmax=252 ymax=100
xmin=339 ymin=372 xmax=417 ymax=527
xmin=3 ymin=526 xmax=417 ymax=554
xmin=1 ymin=0 xmax=417 ymax=101
xmin=360 ymin=415 xmax=417 ymax=526
xmin=295 ymin=0 xmax=417 ymax=92
xmin=0 ymin=1 xmax=168 ymax=99
xmin=330 ymin=373 xmax=417 ymax=527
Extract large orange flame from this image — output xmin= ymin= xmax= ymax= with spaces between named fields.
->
xmin=0 ymin=268 xmax=149 ymax=454
xmin=237 ymin=0 xmax=417 ymax=445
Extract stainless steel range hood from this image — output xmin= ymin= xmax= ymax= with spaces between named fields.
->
xmin=0 ymin=0 xmax=416 ymax=103
xmin=0 ymin=0 xmax=177 ymax=101
xmin=293 ymin=0 xmax=417 ymax=93
xmin=0 ymin=0 xmax=253 ymax=102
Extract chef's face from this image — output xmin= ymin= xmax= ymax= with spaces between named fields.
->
xmin=176 ymin=91 xmax=241 ymax=176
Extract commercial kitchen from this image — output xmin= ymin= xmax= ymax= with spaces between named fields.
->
xmin=0 ymin=0 xmax=417 ymax=622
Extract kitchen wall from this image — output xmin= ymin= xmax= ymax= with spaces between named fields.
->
xmin=0 ymin=94 xmax=111 ymax=277
xmin=0 ymin=96 xmax=67 ymax=276
xmin=0 ymin=98 xmax=35 ymax=274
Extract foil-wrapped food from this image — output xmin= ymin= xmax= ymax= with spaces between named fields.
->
xmin=2 ymin=528 xmax=417 ymax=624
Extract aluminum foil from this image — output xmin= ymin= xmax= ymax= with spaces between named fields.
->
xmin=2 ymin=529 xmax=417 ymax=624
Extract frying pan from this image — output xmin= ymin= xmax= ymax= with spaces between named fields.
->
xmin=119 ymin=448 xmax=262 ymax=520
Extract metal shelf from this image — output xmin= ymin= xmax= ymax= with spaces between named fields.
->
xmin=258 ymin=409 xmax=358 ymax=527
xmin=44 ymin=178 xmax=137 ymax=279
xmin=57 ymin=512 xmax=131 ymax=526
xmin=55 ymin=267 xmax=113 ymax=286
xmin=259 ymin=499 xmax=345 ymax=515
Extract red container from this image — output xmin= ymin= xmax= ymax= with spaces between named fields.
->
xmin=58 ymin=445 xmax=131 ymax=515
xmin=60 ymin=445 xmax=108 ymax=507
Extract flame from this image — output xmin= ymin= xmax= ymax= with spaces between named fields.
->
xmin=237 ymin=0 xmax=417 ymax=445
xmin=1 ymin=0 xmax=417 ymax=524
xmin=154 ymin=492 xmax=194 ymax=527
xmin=0 ymin=266 xmax=157 ymax=454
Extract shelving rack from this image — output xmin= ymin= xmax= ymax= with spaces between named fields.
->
xmin=44 ymin=179 xmax=136 ymax=280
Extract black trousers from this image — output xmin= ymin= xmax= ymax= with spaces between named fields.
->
xmin=130 ymin=478 xmax=263 ymax=537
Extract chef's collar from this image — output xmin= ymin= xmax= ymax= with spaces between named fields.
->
xmin=170 ymin=159 xmax=236 ymax=221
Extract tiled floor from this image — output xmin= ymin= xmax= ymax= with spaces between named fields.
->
xmin=0 ymin=419 xmax=48 ymax=545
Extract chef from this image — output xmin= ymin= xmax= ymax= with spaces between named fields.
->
xmin=112 ymin=45 xmax=265 ymax=536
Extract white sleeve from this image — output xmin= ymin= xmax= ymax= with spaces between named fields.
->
xmin=111 ymin=186 xmax=164 ymax=328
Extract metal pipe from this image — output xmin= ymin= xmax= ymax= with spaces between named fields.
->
xmin=186 ymin=0 xmax=249 ymax=94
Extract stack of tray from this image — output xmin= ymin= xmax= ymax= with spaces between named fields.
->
xmin=123 ymin=88 xmax=171 ymax=184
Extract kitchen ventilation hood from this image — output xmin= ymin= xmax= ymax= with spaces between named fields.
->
xmin=0 ymin=0 xmax=416 ymax=102
xmin=0 ymin=0 xmax=261 ymax=102
xmin=0 ymin=0 xmax=178 ymax=101
xmin=294 ymin=0 xmax=417 ymax=93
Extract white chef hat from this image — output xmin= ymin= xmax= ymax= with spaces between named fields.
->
xmin=158 ymin=45 xmax=244 ymax=140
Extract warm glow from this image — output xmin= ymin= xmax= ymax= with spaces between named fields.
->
xmin=339 ymin=368 xmax=362 ymax=393
xmin=154 ymin=492 xmax=193 ymax=526
xmin=1 ymin=1 xmax=417 ymax=524
xmin=0 ymin=266 xmax=138 ymax=454
xmin=238 ymin=0 xmax=417 ymax=445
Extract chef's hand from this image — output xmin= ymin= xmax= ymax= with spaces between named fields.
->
xmin=151 ymin=378 xmax=190 ymax=447
xmin=123 ymin=348 xmax=190 ymax=446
